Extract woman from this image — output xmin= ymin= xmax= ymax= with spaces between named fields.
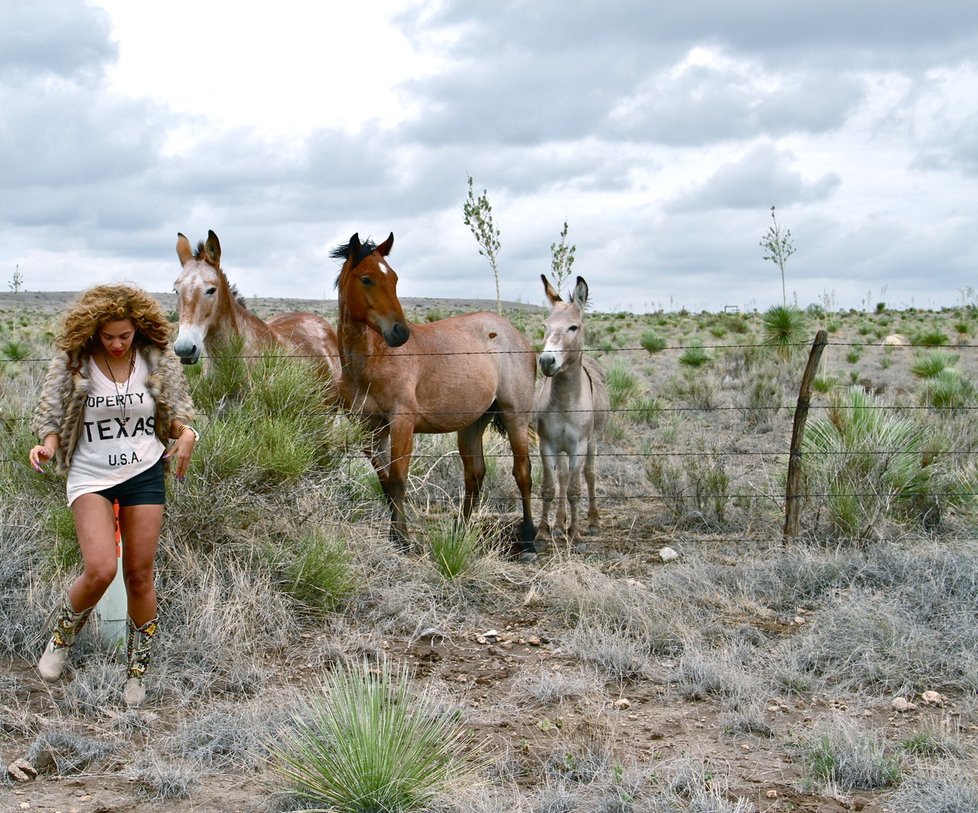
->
xmin=29 ymin=284 xmax=198 ymax=707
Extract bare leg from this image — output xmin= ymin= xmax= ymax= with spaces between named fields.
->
xmin=119 ymin=503 xmax=164 ymax=625
xmin=69 ymin=493 xmax=120 ymax=610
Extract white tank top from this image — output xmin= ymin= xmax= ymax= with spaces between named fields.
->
xmin=66 ymin=350 xmax=166 ymax=505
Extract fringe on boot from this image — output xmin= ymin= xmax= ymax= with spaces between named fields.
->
xmin=124 ymin=616 xmax=159 ymax=707
xmin=38 ymin=595 xmax=94 ymax=682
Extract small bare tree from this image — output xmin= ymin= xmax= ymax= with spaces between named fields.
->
xmin=463 ymin=176 xmax=502 ymax=315
xmin=549 ymin=220 xmax=577 ymax=296
xmin=8 ymin=264 xmax=23 ymax=295
xmin=760 ymin=206 xmax=795 ymax=307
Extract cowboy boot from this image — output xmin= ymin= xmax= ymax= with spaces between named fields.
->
xmin=124 ymin=616 xmax=159 ymax=707
xmin=38 ymin=595 xmax=94 ymax=682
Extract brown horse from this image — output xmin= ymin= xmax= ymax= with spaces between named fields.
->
xmin=173 ymin=231 xmax=340 ymax=392
xmin=330 ymin=233 xmax=537 ymax=557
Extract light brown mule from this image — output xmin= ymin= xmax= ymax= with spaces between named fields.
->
xmin=174 ymin=231 xmax=340 ymax=394
xmin=331 ymin=233 xmax=537 ymax=557
xmin=534 ymin=275 xmax=609 ymax=546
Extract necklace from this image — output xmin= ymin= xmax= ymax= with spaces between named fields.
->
xmin=104 ymin=350 xmax=135 ymax=426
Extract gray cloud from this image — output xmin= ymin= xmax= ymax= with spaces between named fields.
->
xmin=2 ymin=2 xmax=977 ymax=312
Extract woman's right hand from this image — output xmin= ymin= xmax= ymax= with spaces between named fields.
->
xmin=29 ymin=444 xmax=54 ymax=474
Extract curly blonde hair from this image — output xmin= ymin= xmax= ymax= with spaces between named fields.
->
xmin=56 ymin=284 xmax=173 ymax=356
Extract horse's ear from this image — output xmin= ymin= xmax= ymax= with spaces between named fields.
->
xmin=204 ymin=230 xmax=222 ymax=268
xmin=176 ymin=233 xmax=193 ymax=266
xmin=571 ymin=276 xmax=589 ymax=310
xmin=541 ymin=274 xmax=562 ymax=305
xmin=378 ymin=232 xmax=394 ymax=257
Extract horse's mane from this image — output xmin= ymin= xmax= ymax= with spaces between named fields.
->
xmin=194 ymin=240 xmax=248 ymax=309
xmin=330 ymin=237 xmax=378 ymax=289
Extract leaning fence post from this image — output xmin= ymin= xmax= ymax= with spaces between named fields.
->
xmin=782 ymin=329 xmax=828 ymax=543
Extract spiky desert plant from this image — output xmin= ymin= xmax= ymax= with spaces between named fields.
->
xmin=802 ymin=386 xmax=972 ymax=536
xmin=911 ymin=351 xmax=958 ymax=379
xmin=762 ymin=305 xmax=807 ymax=360
xmin=271 ymin=659 xmax=475 ymax=813
xmin=424 ymin=513 xmax=485 ymax=580
xmin=639 ymin=330 xmax=667 ymax=354
xmin=920 ymin=369 xmax=976 ymax=412
xmin=605 ymin=359 xmax=639 ymax=410
xmin=678 ymin=339 xmax=710 ymax=368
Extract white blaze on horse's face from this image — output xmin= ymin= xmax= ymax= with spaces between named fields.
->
xmin=538 ymin=303 xmax=583 ymax=377
xmin=172 ymin=263 xmax=220 ymax=364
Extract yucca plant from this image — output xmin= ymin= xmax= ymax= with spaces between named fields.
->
xmin=639 ymin=330 xmax=667 ymax=354
xmin=912 ymin=328 xmax=950 ymax=347
xmin=678 ymin=339 xmax=710 ymax=368
xmin=802 ymin=386 xmax=972 ymax=536
xmin=271 ymin=659 xmax=475 ymax=813
xmin=920 ymin=368 xmax=976 ymax=412
xmin=424 ymin=514 xmax=485 ymax=580
xmin=910 ymin=350 xmax=958 ymax=379
xmin=762 ymin=305 xmax=807 ymax=360
xmin=605 ymin=359 xmax=639 ymax=410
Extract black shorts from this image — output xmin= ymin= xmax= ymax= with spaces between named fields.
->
xmin=95 ymin=456 xmax=166 ymax=507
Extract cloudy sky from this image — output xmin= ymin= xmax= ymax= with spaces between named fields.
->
xmin=2 ymin=1 xmax=977 ymax=313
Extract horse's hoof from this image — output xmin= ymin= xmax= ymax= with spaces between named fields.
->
xmin=511 ymin=540 xmax=538 ymax=563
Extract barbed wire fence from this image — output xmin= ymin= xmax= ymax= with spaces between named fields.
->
xmin=2 ymin=332 xmax=977 ymax=548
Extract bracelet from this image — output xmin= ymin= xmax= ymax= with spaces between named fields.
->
xmin=178 ymin=424 xmax=200 ymax=442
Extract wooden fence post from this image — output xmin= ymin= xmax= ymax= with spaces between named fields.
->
xmin=782 ymin=329 xmax=828 ymax=543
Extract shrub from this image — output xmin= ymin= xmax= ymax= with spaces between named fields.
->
xmin=424 ymin=514 xmax=485 ymax=580
xmin=800 ymin=716 xmax=901 ymax=791
xmin=271 ymin=659 xmax=474 ymax=813
xmin=605 ymin=359 xmax=639 ymax=410
xmin=639 ymin=330 xmax=667 ymax=354
xmin=802 ymin=386 xmax=972 ymax=536
xmin=678 ymin=339 xmax=711 ymax=368
xmin=920 ymin=369 xmax=976 ymax=412
xmin=762 ymin=305 xmax=807 ymax=360
xmin=911 ymin=351 xmax=958 ymax=379
xmin=267 ymin=529 xmax=357 ymax=616
xmin=913 ymin=329 xmax=950 ymax=347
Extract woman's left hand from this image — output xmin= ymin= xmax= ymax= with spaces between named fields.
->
xmin=164 ymin=430 xmax=196 ymax=481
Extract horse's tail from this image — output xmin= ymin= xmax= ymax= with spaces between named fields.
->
xmin=488 ymin=402 xmax=539 ymax=444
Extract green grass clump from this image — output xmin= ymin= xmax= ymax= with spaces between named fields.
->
xmin=188 ymin=349 xmax=346 ymax=491
xmin=268 ymin=530 xmax=357 ymax=616
xmin=762 ymin=305 xmax=807 ymax=360
xmin=801 ymin=717 xmax=901 ymax=791
xmin=912 ymin=329 xmax=950 ymax=347
xmin=678 ymin=339 xmax=711 ymax=368
xmin=911 ymin=351 xmax=958 ymax=379
xmin=803 ymin=386 xmax=972 ymax=536
xmin=1 ymin=340 xmax=31 ymax=361
xmin=424 ymin=515 xmax=484 ymax=580
xmin=272 ymin=659 xmax=474 ymax=813
xmin=639 ymin=330 xmax=667 ymax=354
xmin=605 ymin=359 xmax=639 ymax=410
xmin=920 ymin=369 xmax=976 ymax=412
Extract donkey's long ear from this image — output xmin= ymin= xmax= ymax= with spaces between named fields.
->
xmin=204 ymin=230 xmax=222 ymax=268
xmin=541 ymin=273 xmax=562 ymax=306
xmin=377 ymin=232 xmax=394 ymax=257
xmin=176 ymin=233 xmax=193 ymax=266
xmin=571 ymin=276 xmax=589 ymax=311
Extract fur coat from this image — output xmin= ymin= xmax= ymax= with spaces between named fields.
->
xmin=32 ymin=343 xmax=195 ymax=475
